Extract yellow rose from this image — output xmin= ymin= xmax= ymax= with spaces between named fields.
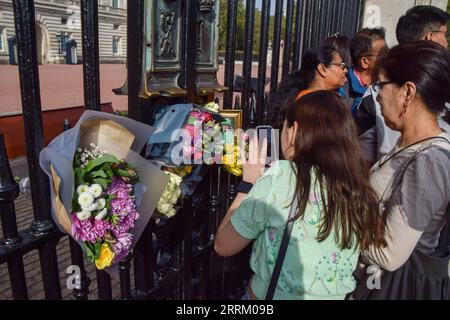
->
xmin=228 ymin=166 xmax=243 ymax=177
xmin=95 ymin=243 xmax=115 ymax=270
xmin=222 ymin=145 xmax=243 ymax=176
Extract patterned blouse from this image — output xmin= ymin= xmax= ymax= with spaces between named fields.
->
xmin=231 ymin=161 xmax=358 ymax=300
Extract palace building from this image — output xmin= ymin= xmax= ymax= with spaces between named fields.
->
xmin=0 ymin=0 xmax=127 ymax=64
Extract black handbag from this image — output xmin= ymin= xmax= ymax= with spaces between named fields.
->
xmin=265 ymin=198 xmax=298 ymax=300
xmin=351 ymin=143 xmax=450 ymax=300
xmin=351 ymin=206 xmax=450 ymax=300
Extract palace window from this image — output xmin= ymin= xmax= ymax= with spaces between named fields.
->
xmin=112 ymin=0 xmax=121 ymax=9
xmin=0 ymin=28 xmax=5 ymax=52
xmin=61 ymin=34 xmax=68 ymax=53
xmin=113 ymin=36 xmax=121 ymax=54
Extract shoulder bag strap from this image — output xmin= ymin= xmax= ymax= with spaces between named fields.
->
xmin=379 ymin=138 xmax=450 ymax=216
xmin=265 ymin=198 xmax=298 ymax=300
xmin=435 ymin=149 xmax=450 ymax=253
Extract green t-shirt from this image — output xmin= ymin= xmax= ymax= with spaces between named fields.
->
xmin=231 ymin=161 xmax=358 ymax=300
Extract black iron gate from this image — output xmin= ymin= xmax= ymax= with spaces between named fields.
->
xmin=0 ymin=0 xmax=363 ymax=300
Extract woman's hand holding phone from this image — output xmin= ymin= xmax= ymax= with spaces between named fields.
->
xmin=241 ymin=132 xmax=268 ymax=185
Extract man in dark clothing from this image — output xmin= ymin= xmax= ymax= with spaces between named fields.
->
xmin=348 ymin=28 xmax=388 ymax=116
xmin=354 ymin=6 xmax=450 ymax=164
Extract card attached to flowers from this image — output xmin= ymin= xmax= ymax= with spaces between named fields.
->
xmin=40 ymin=111 xmax=168 ymax=276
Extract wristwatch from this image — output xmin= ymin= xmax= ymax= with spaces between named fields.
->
xmin=236 ymin=181 xmax=254 ymax=194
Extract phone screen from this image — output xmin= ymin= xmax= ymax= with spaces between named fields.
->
xmin=256 ymin=126 xmax=273 ymax=159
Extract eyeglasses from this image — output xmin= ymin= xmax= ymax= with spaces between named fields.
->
xmin=329 ymin=32 xmax=340 ymax=39
xmin=431 ymin=30 xmax=450 ymax=37
xmin=329 ymin=62 xmax=347 ymax=70
xmin=372 ymin=80 xmax=396 ymax=93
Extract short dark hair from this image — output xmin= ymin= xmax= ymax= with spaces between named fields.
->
xmin=350 ymin=28 xmax=386 ymax=66
xmin=396 ymin=5 xmax=450 ymax=44
xmin=381 ymin=41 xmax=450 ymax=114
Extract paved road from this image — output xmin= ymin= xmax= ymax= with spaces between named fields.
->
xmin=0 ymin=64 xmax=129 ymax=115
xmin=0 ymin=158 xmax=122 ymax=300
xmin=0 ymin=63 xmax=276 ymax=116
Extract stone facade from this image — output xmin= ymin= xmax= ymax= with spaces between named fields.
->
xmin=0 ymin=0 xmax=127 ymax=64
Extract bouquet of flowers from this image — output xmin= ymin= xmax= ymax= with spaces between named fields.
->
xmin=146 ymin=103 xmax=225 ymax=168
xmin=40 ymin=111 xmax=168 ymax=275
xmin=71 ymin=143 xmax=140 ymax=269
xmin=221 ymin=128 xmax=250 ymax=177
xmin=156 ymin=171 xmax=182 ymax=218
xmin=183 ymin=107 xmax=224 ymax=164
xmin=222 ymin=143 xmax=243 ymax=177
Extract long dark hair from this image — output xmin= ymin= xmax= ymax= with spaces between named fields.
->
xmin=285 ymin=91 xmax=387 ymax=250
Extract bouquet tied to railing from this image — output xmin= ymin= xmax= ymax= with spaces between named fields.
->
xmin=40 ymin=111 xmax=168 ymax=275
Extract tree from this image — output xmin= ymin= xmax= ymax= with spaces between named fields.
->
xmin=218 ymin=0 xmax=290 ymax=55
xmin=218 ymin=0 xmax=246 ymax=51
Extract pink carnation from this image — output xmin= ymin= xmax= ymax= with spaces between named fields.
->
xmin=71 ymin=213 xmax=111 ymax=243
xmin=113 ymin=233 xmax=134 ymax=262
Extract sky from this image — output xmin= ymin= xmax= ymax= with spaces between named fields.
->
xmin=255 ymin=0 xmax=276 ymax=15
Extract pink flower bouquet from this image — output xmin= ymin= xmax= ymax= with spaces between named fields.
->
xmin=40 ymin=111 xmax=169 ymax=274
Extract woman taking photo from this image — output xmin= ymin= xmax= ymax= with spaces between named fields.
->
xmin=352 ymin=41 xmax=450 ymax=300
xmin=215 ymin=91 xmax=386 ymax=300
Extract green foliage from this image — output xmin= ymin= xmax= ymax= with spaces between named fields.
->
xmin=219 ymin=0 xmax=246 ymax=51
xmin=218 ymin=0 xmax=289 ymax=55
xmin=72 ymin=152 xmax=140 ymax=213
xmin=85 ymin=242 xmax=101 ymax=262
xmin=84 ymin=155 xmax=120 ymax=174
xmin=110 ymin=214 xmax=121 ymax=225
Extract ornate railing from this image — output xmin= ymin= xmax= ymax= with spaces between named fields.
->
xmin=0 ymin=0 xmax=363 ymax=300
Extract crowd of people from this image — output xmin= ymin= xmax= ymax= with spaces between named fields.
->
xmin=214 ymin=5 xmax=450 ymax=300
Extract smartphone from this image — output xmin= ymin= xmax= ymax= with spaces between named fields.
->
xmin=256 ymin=125 xmax=273 ymax=160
